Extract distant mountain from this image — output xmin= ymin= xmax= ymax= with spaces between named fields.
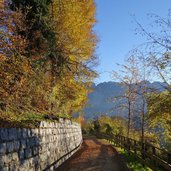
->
xmin=83 ymin=81 xmax=166 ymax=119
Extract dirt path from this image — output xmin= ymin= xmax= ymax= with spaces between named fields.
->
xmin=57 ymin=138 xmax=130 ymax=171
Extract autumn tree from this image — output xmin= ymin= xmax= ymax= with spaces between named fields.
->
xmin=134 ymin=10 xmax=171 ymax=150
xmin=0 ymin=1 xmax=31 ymax=113
xmin=135 ymin=11 xmax=171 ymax=91
xmin=47 ymin=0 xmax=97 ymax=115
xmin=98 ymin=115 xmax=127 ymax=136
xmin=112 ymin=56 xmax=139 ymax=138
xmin=0 ymin=0 xmax=97 ymax=120
xmin=147 ymin=91 xmax=171 ymax=150
xmin=128 ymin=51 xmax=157 ymax=160
xmin=127 ymin=50 xmax=156 ymax=143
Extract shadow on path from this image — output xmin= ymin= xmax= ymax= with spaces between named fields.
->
xmin=57 ymin=138 xmax=130 ymax=171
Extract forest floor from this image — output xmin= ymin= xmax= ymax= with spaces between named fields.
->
xmin=57 ymin=138 xmax=130 ymax=171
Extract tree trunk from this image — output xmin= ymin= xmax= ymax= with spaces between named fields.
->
xmin=141 ymin=98 xmax=145 ymax=166
xmin=127 ymin=101 xmax=131 ymax=138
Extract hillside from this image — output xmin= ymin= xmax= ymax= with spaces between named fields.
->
xmin=83 ymin=81 xmax=166 ymax=119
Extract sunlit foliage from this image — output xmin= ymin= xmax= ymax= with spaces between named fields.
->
xmin=0 ymin=0 xmax=97 ymax=121
xmin=147 ymin=91 xmax=171 ymax=150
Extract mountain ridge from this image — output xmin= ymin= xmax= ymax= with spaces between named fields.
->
xmin=83 ymin=81 xmax=166 ymax=119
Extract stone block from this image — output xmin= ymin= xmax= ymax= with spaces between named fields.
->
xmin=13 ymin=141 xmax=20 ymax=151
xmin=34 ymin=138 xmax=40 ymax=146
xmin=18 ymin=150 xmax=25 ymax=160
xmin=27 ymin=129 xmax=31 ymax=137
xmin=0 ymin=129 xmax=8 ymax=141
xmin=8 ymin=128 xmax=17 ymax=140
xmin=39 ymin=154 xmax=46 ymax=162
xmin=30 ymin=129 xmax=39 ymax=137
xmin=24 ymin=148 xmax=32 ymax=159
xmin=59 ymin=118 xmax=64 ymax=123
xmin=16 ymin=128 xmax=22 ymax=140
xmin=6 ymin=142 xmax=14 ymax=153
xmin=40 ymin=121 xmax=47 ymax=128
xmin=0 ymin=143 xmax=6 ymax=154
xmin=22 ymin=129 xmax=28 ymax=138
xmin=39 ymin=129 xmax=45 ymax=136
xmin=12 ymin=152 xmax=19 ymax=162
xmin=20 ymin=139 xmax=27 ymax=149
xmin=32 ymin=147 xmax=39 ymax=156
xmin=0 ymin=166 xmax=8 ymax=171
xmin=26 ymin=138 xmax=37 ymax=148
xmin=0 ymin=153 xmax=12 ymax=164
xmin=19 ymin=160 xmax=30 ymax=171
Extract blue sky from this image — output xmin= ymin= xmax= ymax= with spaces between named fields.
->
xmin=94 ymin=0 xmax=171 ymax=83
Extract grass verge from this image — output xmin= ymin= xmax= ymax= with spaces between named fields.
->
xmin=0 ymin=111 xmax=72 ymax=128
xmin=115 ymin=146 xmax=152 ymax=171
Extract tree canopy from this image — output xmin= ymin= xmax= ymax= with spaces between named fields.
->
xmin=0 ymin=0 xmax=97 ymax=123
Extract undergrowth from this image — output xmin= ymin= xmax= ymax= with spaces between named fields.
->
xmin=0 ymin=110 xmax=72 ymax=128
xmin=115 ymin=146 xmax=152 ymax=171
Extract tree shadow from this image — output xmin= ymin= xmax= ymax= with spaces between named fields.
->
xmin=58 ymin=138 xmax=130 ymax=171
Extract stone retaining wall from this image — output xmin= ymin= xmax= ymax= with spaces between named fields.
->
xmin=0 ymin=119 xmax=82 ymax=171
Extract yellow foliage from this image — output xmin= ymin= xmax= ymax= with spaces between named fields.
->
xmin=0 ymin=0 xmax=97 ymax=120
xmin=52 ymin=0 xmax=97 ymax=67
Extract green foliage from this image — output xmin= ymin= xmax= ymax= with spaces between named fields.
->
xmin=98 ymin=116 xmax=127 ymax=135
xmin=83 ymin=116 xmax=128 ymax=136
xmin=0 ymin=110 xmax=45 ymax=128
xmin=115 ymin=147 xmax=152 ymax=171
xmin=147 ymin=91 xmax=171 ymax=150
xmin=82 ymin=120 xmax=94 ymax=135
xmin=10 ymin=0 xmax=54 ymax=57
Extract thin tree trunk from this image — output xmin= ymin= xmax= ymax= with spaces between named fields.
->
xmin=127 ymin=101 xmax=131 ymax=154
xmin=127 ymin=101 xmax=131 ymax=138
xmin=141 ymin=98 xmax=145 ymax=166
